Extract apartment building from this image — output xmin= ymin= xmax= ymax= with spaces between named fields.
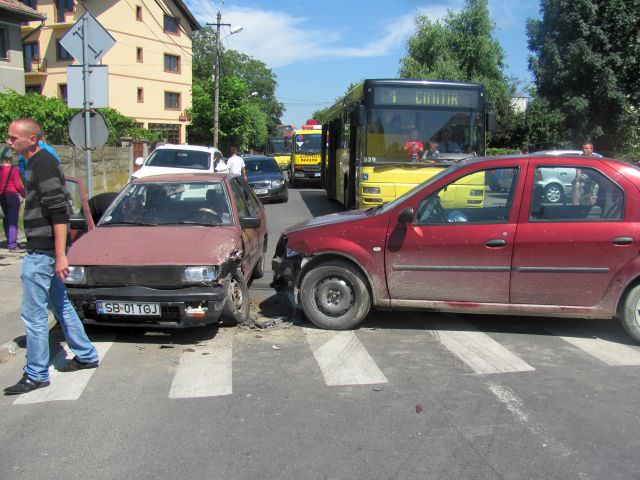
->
xmin=0 ymin=0 xmax=44 ymax=93
xmin=20 ymin=0 xmax=199 ymax=143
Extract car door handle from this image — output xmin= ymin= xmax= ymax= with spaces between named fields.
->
xmin=485 ymin=239 xmax=507 ymax=247
xmin=612 ymin=236 xmax=634 ymax=245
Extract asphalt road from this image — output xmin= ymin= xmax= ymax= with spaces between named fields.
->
xmin=1 ymin=185 xmax=640 ymax=480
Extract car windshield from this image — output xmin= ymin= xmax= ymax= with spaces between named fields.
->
xmin=99 ymin=182 xmax=233 ymax=226
xmin=295 ymin=133 xmax=321 ymax=153
xmin=245 ymin=158 xmax=280 ymax=173
xmin=146 ymin=149 xmax=211 ymax=170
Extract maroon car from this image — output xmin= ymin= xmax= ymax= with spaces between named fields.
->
xmin=273 ymin=155 xmax=640 ymax=343
xmin=65 ymin=173 xmax=267 ymax=328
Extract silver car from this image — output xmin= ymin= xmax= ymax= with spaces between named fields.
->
xmin=533 ymin=150 xmax=602 ymax=203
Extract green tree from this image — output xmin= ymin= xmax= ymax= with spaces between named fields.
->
xmin=527 ymin=0 xmax=640 ymax=153
xmin=399 ymin=0 xmax=516 ymax=148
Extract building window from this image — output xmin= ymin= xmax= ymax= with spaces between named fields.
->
xmin=164 ymin=92 xmax=180 ymax=110
xmin=0 ymin=28 xmax=8 ymax=60
xmin=148 ymin=123 xmax=180 ymax=144
xmin=164 ymin=54 xmax=180 ymax=73
xmin=136 ymin=47 xmax=143 ymax=62
xmin=163 ymin=15 xmax=179 ymax=34
xmin=136 ymin=5 xmax=142 ymax=21
xmin=55 ymin=0 xmax=74 ymax=23
xmin=56 ymin=39 xmax=73 ymax=61
xmin=135 ymin=122 xmax=144 ymax=128
xmin=25 ymin=84 xmax=42 ymax=95
xmin=137 ymin=87 xmax=144 ymax=103
xmin=59 ymin=84 xmax=67 ymax=102
xmin=23 ymin=42 xmax=39 ymax=72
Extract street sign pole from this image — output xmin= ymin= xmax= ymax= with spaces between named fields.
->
xmin=82 ymin=14 xmax=93 ymax=198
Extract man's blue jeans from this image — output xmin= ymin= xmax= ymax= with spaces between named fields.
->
xmin=21 ymin=252 xmax=98 ymax=382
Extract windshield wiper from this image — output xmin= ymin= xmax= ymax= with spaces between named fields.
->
xmin=168 ymin=221 xmax=221 ymax=226
xmin=101 ymin=220 xmax=158 ymax=226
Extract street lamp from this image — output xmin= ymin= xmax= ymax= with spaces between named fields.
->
xmin=207 ymin=12 xmax=243 ymax=148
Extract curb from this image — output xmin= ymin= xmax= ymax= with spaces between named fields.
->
xmin=0 ymin=313 xmax=56 ymax=364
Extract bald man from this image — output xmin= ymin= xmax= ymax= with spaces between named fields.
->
xmin=4 ymin=118 xmax=98 ymax=396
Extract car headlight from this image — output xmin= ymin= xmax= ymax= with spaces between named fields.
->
xmin=469 ymin=189 xmax=484 ymax=197
xmin=182 ymin=266 xmax=217 ymax=284
xmin=66 ymin=266 xmax=86 ymax=284
xmin=272 ymin=179 xmax=285 ymax=186
xmin=363 ymin=187 xmax=381 ymax=195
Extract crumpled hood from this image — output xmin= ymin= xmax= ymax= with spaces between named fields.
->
xmin=68 ymin=226 xmax=239 ymax=266
xmin=284 ymin=209 xmax=371 ymax=234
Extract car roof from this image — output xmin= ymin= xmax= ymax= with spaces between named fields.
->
xmin=155 ymin=144 xmax=221 ymax=154
xmin=130 ymin=172 xmax=237 ymax=183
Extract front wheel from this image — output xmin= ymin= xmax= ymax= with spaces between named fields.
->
xmin=221 ymin=271 xmax=249 ymax=325
xmin=621 ymin=284 xmax=640 ymax=344
xmin=299 ymin=260 xmax=371 ymax=330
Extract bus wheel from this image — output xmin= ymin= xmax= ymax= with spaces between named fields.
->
xmin=299 ymin=260 xmax=371 ymax=330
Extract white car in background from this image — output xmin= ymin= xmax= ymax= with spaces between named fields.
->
xmin=131 ymin=144 xmax=224 ymax=180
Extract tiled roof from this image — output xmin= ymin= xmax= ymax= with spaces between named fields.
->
xmin=0 ymin=0 xmax=45 ymax=20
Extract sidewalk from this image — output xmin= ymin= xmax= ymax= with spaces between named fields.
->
xmin=0 ymin=233 xmax=56 ymax=363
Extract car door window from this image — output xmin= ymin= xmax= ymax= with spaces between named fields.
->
xmin=530 ymin=166 xmax=624 ymax=221
xmin=415 ymin=167 xmax=518 ymax=225
xmin=230 ymin=179 xmax=251 ymax=217
xmin=241 ymin=182 xmax=262 ymax=215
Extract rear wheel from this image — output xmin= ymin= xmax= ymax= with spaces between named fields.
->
xmin=221 ymin=271 xmax=249 ymax=325
xmin=299 ymin=260 xmax=370 ymax=330
xmin=621 ymin=284 xmax=640 ymax=344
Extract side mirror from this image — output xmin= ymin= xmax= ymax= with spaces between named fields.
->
xmin=397 ymin=207 xmax=414 ymax=225
xmin=70 ymin=216 xmax=88 ymax=231
xmin=240 ymin=216 xmax=261 ymax=229
xmin=134 ymin=157 xmax=144 ymax=166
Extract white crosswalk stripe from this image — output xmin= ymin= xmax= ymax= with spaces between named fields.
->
xmin=555 ymin=333 xmax=640 ymax=366
xmin=303 ymin=328 xmax=388 ymax=386
xmin=13 ymin=340 xmax=114 ymax=405
xmin=431 ymin=320 xmax=536 ymax=374
xmin=169 ymin=328 xmax=233 ymax=398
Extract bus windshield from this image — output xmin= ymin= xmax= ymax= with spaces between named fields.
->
xmin=267 ymin=137 xmax=291 ymax=155
xmin=295 ymin=133 xmax=321 ymax=153
xmin=365 ymin=108 xmax=483 ymax=163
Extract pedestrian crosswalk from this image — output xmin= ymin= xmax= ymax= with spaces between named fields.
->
xmin=7 ymin=320 xmax=640 ymax=405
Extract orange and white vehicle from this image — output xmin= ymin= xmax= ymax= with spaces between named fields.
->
xmin=290 ymin=120 xmax=322 ymax=187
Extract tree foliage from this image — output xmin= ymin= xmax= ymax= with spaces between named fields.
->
xmin=527 ymin=0 xmax=640 ymax=153
xmin=0 ymin=91 xmax=161 ymax=145
xmin=399 ymin=0 xmax=516 ymax=148
xmin=190 ymin=27 xmax=283 ymax=148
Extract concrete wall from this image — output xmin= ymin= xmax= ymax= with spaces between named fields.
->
xmin=0 ymin=21 xmax=27 ymax=94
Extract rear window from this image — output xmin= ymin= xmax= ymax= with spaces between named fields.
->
xmin=246 ymin=158 xmax=280 ymax=173
xmin=146 ymin=149 xmax=210 ymax=170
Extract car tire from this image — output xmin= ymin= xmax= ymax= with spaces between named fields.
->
xmin=543 ymin=183 xmax=564 ymax=203
xmin=299 ymin=260 xmax=371 ymax=330
xmin=621 ymin=284 xmax=640 ymax=344
xmin=221 ymin=270 xmax=250 ymax=325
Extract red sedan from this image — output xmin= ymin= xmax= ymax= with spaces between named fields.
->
xmin=273 ymin=155 xmax=640 ymax=343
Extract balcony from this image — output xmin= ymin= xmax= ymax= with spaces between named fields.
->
xmin=25 ymin=59 xmax=47 ymax=76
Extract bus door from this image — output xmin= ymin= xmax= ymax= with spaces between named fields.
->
xmin=324 ymin=121 xmax=338 ymax=198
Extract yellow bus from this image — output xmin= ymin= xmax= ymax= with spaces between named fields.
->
xmin=321 ymin=79 xmax=495 ymax=209
xmin=290 ymin=121 xmax=323 ymax=187
xmin=266 ymin=135 xmax=292 ymax=171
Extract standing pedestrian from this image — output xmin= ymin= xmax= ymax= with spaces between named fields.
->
xmin=0 ymin=146 xmax=25 ymax=252
xmin=226 ymin=146 xmax=247 ymax=180
xmin=17 ymin=137 xmax=59 ymax=177
xmin=4 ymin=118 xmax=99 ymax=396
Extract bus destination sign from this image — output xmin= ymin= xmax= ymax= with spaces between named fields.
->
xmin=373 ymin=86 xmax=481 ymax=109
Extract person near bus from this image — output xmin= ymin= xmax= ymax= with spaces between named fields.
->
xmin=0 ymin=146 xmax=25 ymax=252
xmin=403 ymin=130 xmax=424 ymax=160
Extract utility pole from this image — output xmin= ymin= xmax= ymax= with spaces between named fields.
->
xmin=207 ymin=9 xmax=242 ymax=149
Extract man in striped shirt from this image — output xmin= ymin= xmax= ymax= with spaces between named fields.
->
xmin=4 ymin=118 xmax=99 ymax=396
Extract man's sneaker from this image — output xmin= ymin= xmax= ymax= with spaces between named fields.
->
xmin=4 ymin=374 xmax=50 ymax=395
xmin=59 ymin=357 xmax=99 ymax=372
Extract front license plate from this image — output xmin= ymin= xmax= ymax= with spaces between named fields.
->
xmin=254 ymin=188 xmax=268 ymax=195
xmin=96 ymin=300 xmax=161 ymax=316
xmin=314 ymin=172 xmax=321 ymax=177
xmin=294 ymin=172 xmax=305 ymax=177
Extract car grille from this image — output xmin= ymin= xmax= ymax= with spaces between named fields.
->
xmin=302 ymin=165 xmax=320 ymax=172
xmin=85 ymin=266 xmax=184 ymax=287
xmin=250 ymin=181 xmax=271 ymax=189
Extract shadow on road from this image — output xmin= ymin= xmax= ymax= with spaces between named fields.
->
xmin=299 ymin=189 xmax=343 ymax=218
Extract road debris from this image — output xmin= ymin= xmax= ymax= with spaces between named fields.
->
xmin=271 ymin=345 xmax=282 ymax=350
xmin=415 ymin=404 xmax=424 ymax=414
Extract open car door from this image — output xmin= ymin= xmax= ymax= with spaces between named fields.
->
xmin=65 ymin=176 xmax=95 ymax=243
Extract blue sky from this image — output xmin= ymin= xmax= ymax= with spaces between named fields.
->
xmin=184 ymin=0 xmax=541 ymax=127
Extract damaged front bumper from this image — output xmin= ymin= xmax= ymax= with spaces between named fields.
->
xmin=67 ymin=284 xmax=227 ymax=328
xmin=270 ymin=235 xmax=304 ymax=304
